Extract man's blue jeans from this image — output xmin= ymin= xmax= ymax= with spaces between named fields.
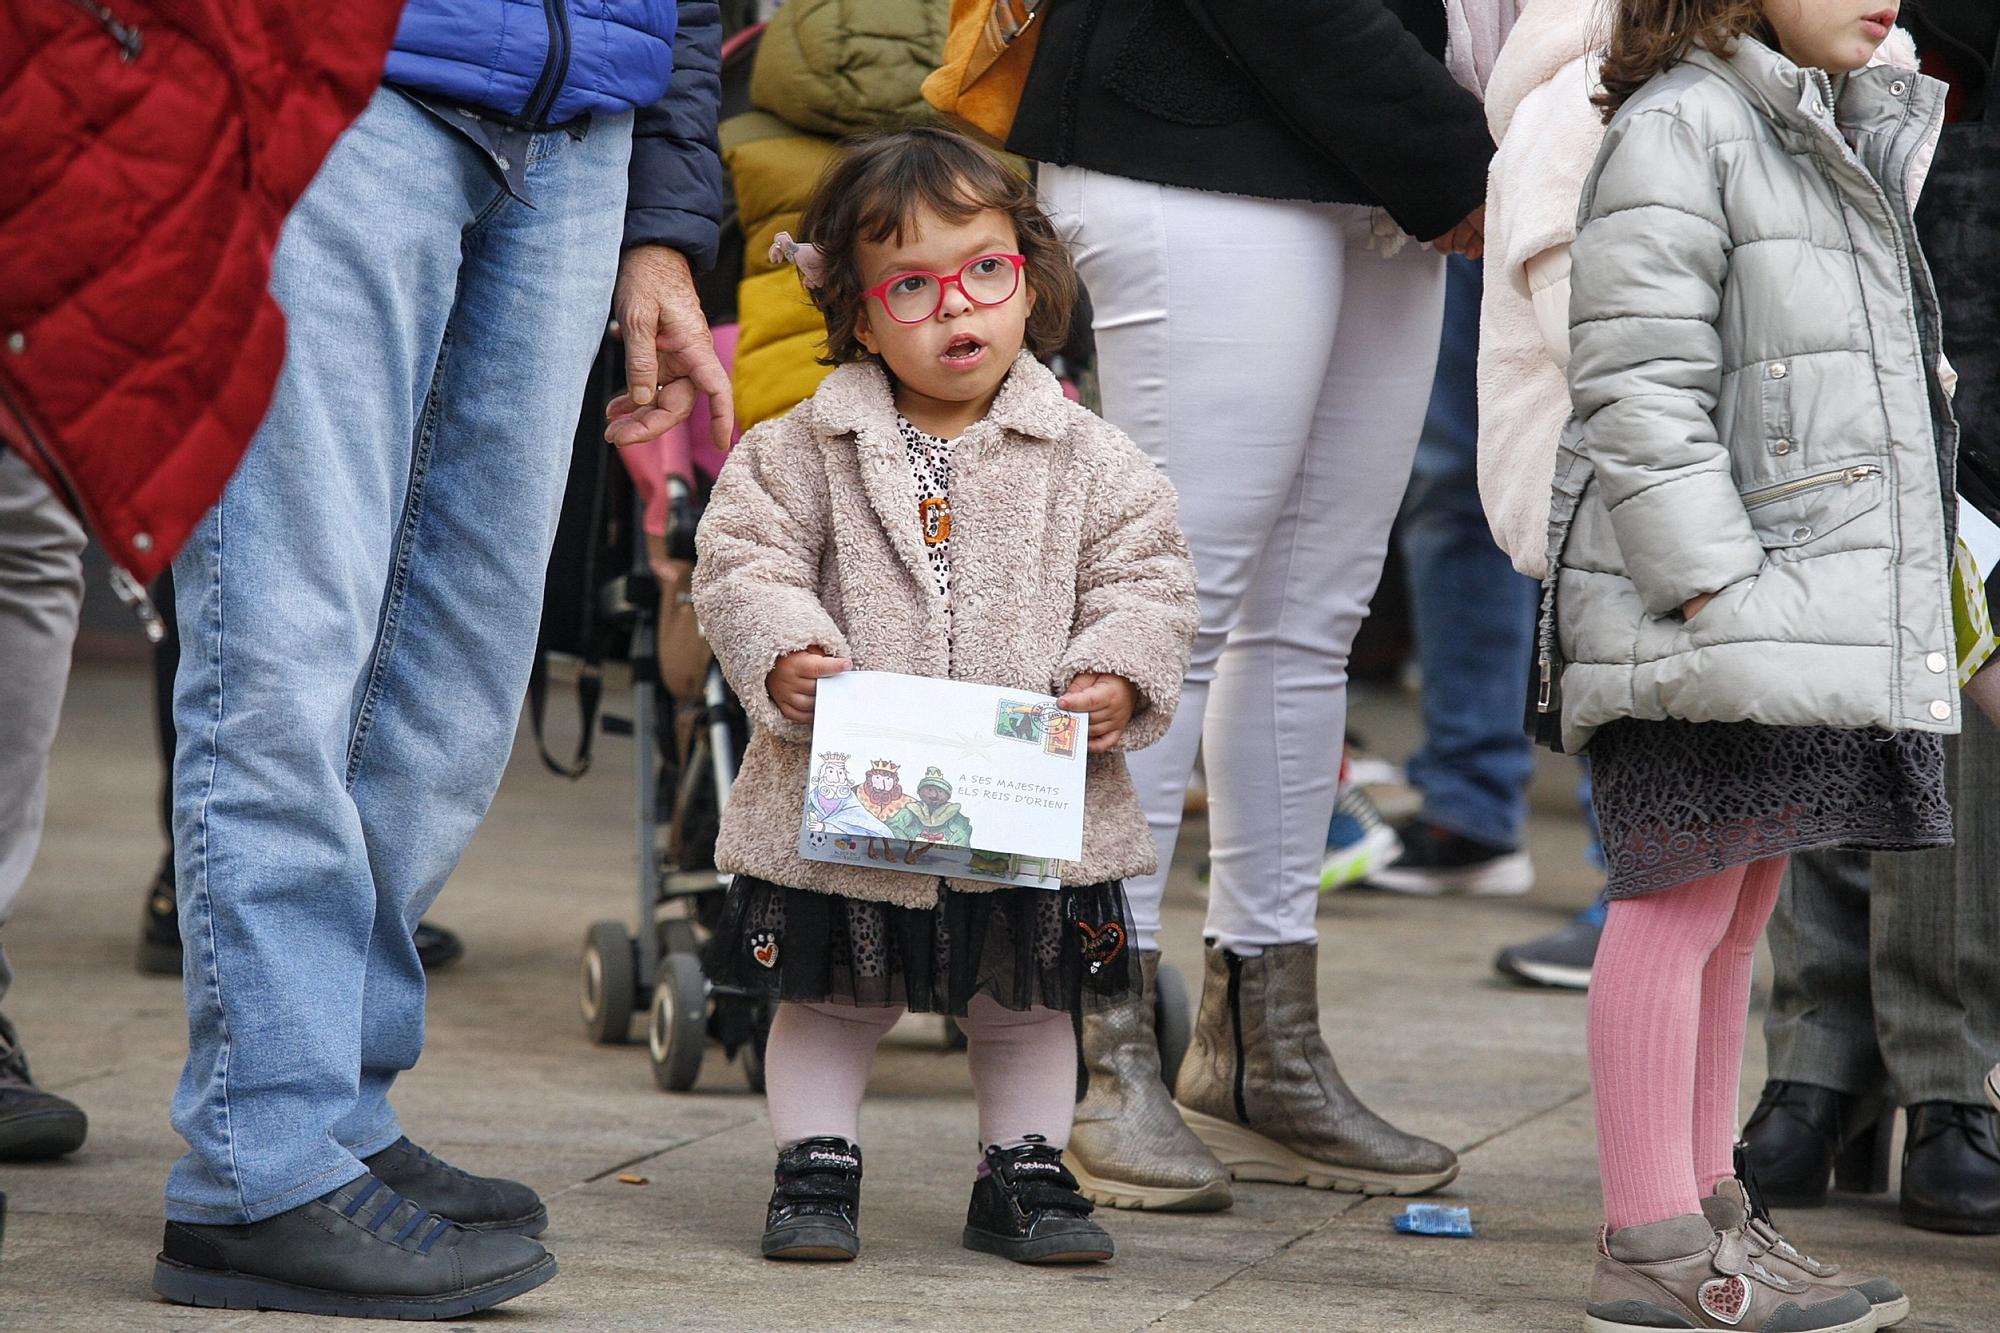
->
xmin=167 ymin=90 xmax=632 ymax=1224
xmin=1400 ymin=256 xmax=1539 ymax=850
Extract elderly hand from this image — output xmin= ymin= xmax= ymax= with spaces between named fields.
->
xmin=606 ymin=244 xmax=734 ymax=450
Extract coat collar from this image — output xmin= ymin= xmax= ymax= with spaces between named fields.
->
xmin=1682 ymin=32 xmax=1931 ymax=148
xmin=805 ymin=350 xmax=1070 ymax=445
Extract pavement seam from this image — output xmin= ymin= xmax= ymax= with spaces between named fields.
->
xmin=547 ymin=1116 xmax=762 ymax=1200
xmin=1132 ymin=1086 xmax=1594 ymax=1330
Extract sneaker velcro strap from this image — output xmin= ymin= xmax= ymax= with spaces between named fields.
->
xmin=777 ymin=1174 xmax=860 ymax=1206
xmin=1713 ymin=1229 xmax=1751 ymax=1275
xmin=1017 ymin=1182 xmax=1092 ymax=1214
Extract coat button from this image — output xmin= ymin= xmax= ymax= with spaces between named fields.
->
xmin=1791 ymin=526 xmax=1813 ymax=541
xmin=132 ymin=532 xmax=153 ymax=552
xmin=1927 ymin=651 xmax=1948 ymax=673
xmin=1769 ymin=362 xmax=1789 ymax=380
xmin=1773 ymin=438 xmax=1793 ymax=456
xmin=1931 ymin=699 xmax=1952 ymax=721
xmin=1891 ymin=80 xmax=1908 ymax=96
xmin=4 ymin=331 xmax=22 ymax=355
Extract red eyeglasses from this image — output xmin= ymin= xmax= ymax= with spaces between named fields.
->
xmin=862 ymin=253 xmax=1026 ymax=324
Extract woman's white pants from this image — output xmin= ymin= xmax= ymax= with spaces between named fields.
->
xmin=1040 ymin=166 xmax=1447 ymax=952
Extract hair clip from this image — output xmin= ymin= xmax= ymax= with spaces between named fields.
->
xmin=769 ymin=231 xmax=828 ymax=290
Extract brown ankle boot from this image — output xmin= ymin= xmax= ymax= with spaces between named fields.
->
xmin=1173 ymin=941 xmax=1457 ymax=1194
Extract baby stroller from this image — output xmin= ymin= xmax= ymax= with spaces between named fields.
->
xmin=575 ymin=460 xmax=769 ymax=1093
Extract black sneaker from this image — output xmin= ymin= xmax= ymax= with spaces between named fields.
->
xmin=0 ymin=1014 xmax=87 ymax=1161
xmin=152 ymin=1173 xmax=556 ymax=1318
xmin=1493 ymin=902 xmax=1606 ymax=990
xmin=1362 ymin=821 xmax=1533 ymax=897
xmin=362 ymin=1137 xmax=546 ymax=1237
xmin=963 ymin=1141 xmax=1113 ymax=1265
xmin=138 ymin=858 xmax=464 ymax=975
xmin=763 ymin=1137 xmax=862 ymax=1261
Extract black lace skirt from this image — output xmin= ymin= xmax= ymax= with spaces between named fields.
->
xmin=1589 ymin=719 xmax=1953 ymax=898
xmin=702 ymin=876 xmax=1137 ymax=1015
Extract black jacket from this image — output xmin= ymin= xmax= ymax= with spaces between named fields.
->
xmin=1908 ymin=0 xmax=1999 ymax=118
xmin=1006 ymin=0 xmax=1492 ymax=242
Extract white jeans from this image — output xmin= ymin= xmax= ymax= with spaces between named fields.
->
xmin=1039 ymin=167 xmax=1446 ymax=952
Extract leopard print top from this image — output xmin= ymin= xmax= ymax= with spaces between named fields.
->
xmin=897 ymin=415 xmax=956 ymax=599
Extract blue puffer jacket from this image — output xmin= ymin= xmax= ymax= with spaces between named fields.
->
xmin=388 ymin=0 xmax=677 ymax=125
xmin=387 ymin=0 xmax=724 ymax=268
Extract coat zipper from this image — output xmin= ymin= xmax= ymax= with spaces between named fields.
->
xmin=523 ymin=0 xmax=572 ymax=127
xmin=1741 ymin=464 xmax=1883 ymax=510
xmin=62 ymin=0 xmax=143 ymax=60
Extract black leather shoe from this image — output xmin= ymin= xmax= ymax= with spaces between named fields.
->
xmin=963 ymin=1141 xmax=1112 ymax=1264
xmin=1901 ymin=1102 xmax=2000 ymax=1235
xmin=152 ymin=1173 xmax=555 ymax=1317
xmin=763 ymin=1137 xmax=861 ymax=1260
xmin=0 ymin=1015 xmax=87 ymax=1161
xmin=1740 ymin=1080 xmax=1893 ymax=1207
xmin=361 ymin=1137 xmax=546 ymax=1237
xmin=139 ymin=859 xmax=464 ymax=976
xmin=413 ymin=922 xmax=465 ymax=972
xmin=137 ymin=855 xmax=181 ymax=976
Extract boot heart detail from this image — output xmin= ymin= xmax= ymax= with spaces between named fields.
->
xmin=1076 ymin=921 xmax=1125 ymax=975
xmin=749 ymin=930 xmax=779 ymax=969
xmin=1698 ymin=1274 xmax=1751 ymax=1326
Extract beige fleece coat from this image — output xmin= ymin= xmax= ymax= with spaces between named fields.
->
xmin=692 ymin=352 xmax=1198 ymax=909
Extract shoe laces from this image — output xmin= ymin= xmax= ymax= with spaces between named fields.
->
xmin=1910 ymin=1102 xmax=2000 ymax=1164
xmin=0 ymin=1017 xmax=31 ymax=1087
xmin=339 ymin=1176 xmax=454 ymax=1254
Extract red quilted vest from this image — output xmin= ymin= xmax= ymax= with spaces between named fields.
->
xmin=0 ymin=0 xmax=403 ymax=598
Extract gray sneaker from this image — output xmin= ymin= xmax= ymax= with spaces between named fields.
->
xmin=1704 ymin=1178 xmax=1908 ymax=1327
xmin=1585 ymin=1214 xmax=1875 ymax=1333
xmin=1494 ymin=905 xmax=1604 ymax=990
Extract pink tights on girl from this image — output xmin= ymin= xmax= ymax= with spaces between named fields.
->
xmin=764 ymin=996 xmax=1076 ymax=1152
xmin=1588 ymin=856 xmax=1788 ymax=1232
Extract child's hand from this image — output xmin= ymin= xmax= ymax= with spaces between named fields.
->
xmin=1682 ymin=592 xmax=1716 ymax=621
xmin=768 ymin=648 xmax=850 ymax=723
xmin=1059 ymin=673 xmax=1139 ymax=753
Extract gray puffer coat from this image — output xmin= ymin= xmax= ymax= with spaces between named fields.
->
xmin=1548 ymin=35 xmax=1959 ymax=754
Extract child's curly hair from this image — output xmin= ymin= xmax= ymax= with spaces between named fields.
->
xmin=794 ymin=125 xmax=1077 ymax=367
xmin=1595 ymin=0 xmax=1776 ymax=121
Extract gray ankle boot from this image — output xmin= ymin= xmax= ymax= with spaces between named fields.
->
xmin=1174 ymin=941 xmax=1459 ymax=1194
xmin=1067 ymin=950 xmax=1232 ymax=1212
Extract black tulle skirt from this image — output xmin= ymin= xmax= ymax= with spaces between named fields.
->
xmin=702 ymin=876 xmax=1137 ymax=1015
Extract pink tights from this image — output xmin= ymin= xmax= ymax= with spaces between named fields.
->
xmin=1588 ymin=856 xmax=1787 ymax=1232
xmin=763 ymin=996 xmax=1076 ymax=1153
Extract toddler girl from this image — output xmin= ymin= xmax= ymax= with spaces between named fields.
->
xmin=692 ymin=127 xmax=1197 ymax=1266
xmin=1551 ymin=2 xmax=1954 ymax=1328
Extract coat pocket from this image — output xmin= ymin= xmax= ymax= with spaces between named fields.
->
xmin=1741 ymin=463 xmax=1885 ymax=550
xmin=1759 ymin=358 xmax=1797 ymax=458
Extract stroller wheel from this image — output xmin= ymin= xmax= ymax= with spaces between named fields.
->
xmin=580 ymin=921 xmax=637 ymax=1045
xmin=1154 ymin=961 xmax=1193 ymax=1087
xmin=648 ymin=952 xmax=708 ymax=1092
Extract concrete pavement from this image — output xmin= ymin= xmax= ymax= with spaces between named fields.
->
xmin=2 ymin=663 xmax=1993 ymax=1330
